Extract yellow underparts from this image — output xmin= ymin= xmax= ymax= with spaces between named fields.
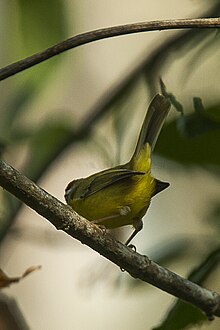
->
xmin=71 ymin=144 xmax=156 ymax=229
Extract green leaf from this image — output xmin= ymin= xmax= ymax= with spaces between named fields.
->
xmin=0 ymin=1 xmax=69 ymax=144
xmin=155 ymin=103 xmax=220 ymax=169
xmin=153 ymin=302 xmax=206 ymax=330
xmin=17 ymin=0 xmax=67 ymax=55
xmin=178 ymin=100 xmax=220 ymax=139
xmin=15 ymin=0 xmax=67 ymax=83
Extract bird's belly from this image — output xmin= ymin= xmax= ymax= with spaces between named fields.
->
xmin=72 ymin=174 xmax=155 ymax=229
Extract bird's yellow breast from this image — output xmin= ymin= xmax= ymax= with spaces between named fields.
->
xmin=70 ymin=159 xmax=155 ymax=229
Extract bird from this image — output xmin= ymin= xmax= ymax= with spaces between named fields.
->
xmin=65 ymin=94 xmax=171 ymax=245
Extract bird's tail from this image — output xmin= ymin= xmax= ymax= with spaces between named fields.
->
xmin=131 ymin=94 xmax=171 ymax=161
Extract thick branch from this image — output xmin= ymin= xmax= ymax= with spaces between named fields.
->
xmin=1 ymin=18 xmax=220 ymax=81
xmin=0 ymin=160 xmax=220 ymax=318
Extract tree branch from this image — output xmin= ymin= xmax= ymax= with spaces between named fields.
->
xmin=1 ymin=11 xmax=219 ymax=241
xmin=0 ymin=159 xmax=220 ymax=318
xmin=1 ymin=18 xmax=220 ymax=81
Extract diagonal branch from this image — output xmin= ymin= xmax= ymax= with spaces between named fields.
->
xmin=0 ymin=159 xmax=220 ymax=319
xmin=0 ymin=18 xmax=220 ymax=81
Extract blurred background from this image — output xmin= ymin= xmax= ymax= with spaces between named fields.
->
xmin=0 ymin=1 xmax=220 ymax=329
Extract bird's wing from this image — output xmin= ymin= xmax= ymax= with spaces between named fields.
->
xmin=81 ymin=168 xmax=144 ymax=198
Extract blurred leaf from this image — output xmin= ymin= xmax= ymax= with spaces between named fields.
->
xmin=0 ymin=141 xmax=6 ymax=157
xmin=144 ymin=31 xmax=220 ymax=95
xmin=203 ymin=103 xmax=220 ymax=122
xmin=205 ymin=202 xmax=220 ymax=233
xmin=143 ymin=2 xmax=220 ymax=96
xmin=153 ymin=248 xmax=220 ymax=330
xmin=147 ymin=239 xmax=190 ymax=266
xmin=17 ymin=0 xmax=67 ymax=54
xmin=126 ymin=238 xmax=190 ymax=289
xmin=193 ymin=97 xmax=205 ymax=113
xmin=23 ymin=120 xmax=74 ymax=180
xmin=155 ymin=102 xmax=220 ymax=169
xmin=0 ymin=1 xmax=69 ymax=147
xmin=12 ymin=0 xmax=68 ymax=85
xmin=189 ymin=248 xmax=220 ymax=284
xmin=178 ymin=99 xmax=220 ymax=139
xmin=153 ymin=303 xmax=206 ymax=330
xmin=0 ymin=266 xmax=41 ymax=288
xmin=0 ymin=190 xmax=22 ymax=241
xmin=0 ymin=293 xmax=30 ymax=330
xmin=182 ymin=31 xmax=220 ymax=84
xmin=0 ymin=83 xmax=35 ymax=140
xmin=159 ymin=79 xmax=184 ymax=115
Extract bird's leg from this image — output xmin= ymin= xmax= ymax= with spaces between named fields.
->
xmin=125 ymin=219 xmax=143 ymax=246
xmin=91 ymin=214 xmax=118 ymax=235
xmin=91 ymin=206 xmax=131 ymax=225
xmin=91 ymin=214 xmax=119 ymax=225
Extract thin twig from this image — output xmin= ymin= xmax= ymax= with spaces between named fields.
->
xmin=0 ymin=18 xmax=220 ymax=81
xmin=0 ymin=159 xmax=220 ymax=318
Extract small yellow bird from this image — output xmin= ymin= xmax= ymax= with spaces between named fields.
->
xmin=65 ymin=94 xmax=171 ymax=245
